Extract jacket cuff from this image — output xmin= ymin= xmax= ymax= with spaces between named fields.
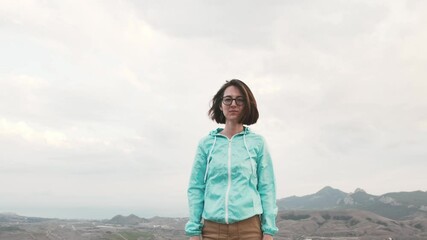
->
xmin=186 ymin=232 xmax=201 ymax=236
xmin=185 ymin=221 xmax=203 ymax=236
xmin=262 ymin=226 xmax=279 ymax=236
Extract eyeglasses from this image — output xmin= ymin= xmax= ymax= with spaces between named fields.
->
xmin=222 ymin=96 xmax=245 ymax=106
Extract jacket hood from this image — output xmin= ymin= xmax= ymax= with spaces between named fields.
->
xmin=209 ymin=126 xmax=251 ymax=136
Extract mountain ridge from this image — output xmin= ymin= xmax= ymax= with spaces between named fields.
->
xmin=278 ymin=186 xmax=427 ymax=220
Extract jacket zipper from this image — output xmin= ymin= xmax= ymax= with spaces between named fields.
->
xmin=225 ymin=138 xmax=232 ymax=224
xmin=217 ymin=130 xmax=246 ymax=224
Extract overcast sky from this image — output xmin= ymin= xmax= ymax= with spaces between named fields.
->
xmin=1 ymin=0 xmax=426 ymax=219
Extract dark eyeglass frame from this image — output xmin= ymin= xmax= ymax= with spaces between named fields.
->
xmin=222 ymin=96 xmax=245 ymax=106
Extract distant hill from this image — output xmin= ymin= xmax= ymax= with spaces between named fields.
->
xmin=278 ymin=186 xmax=347 ymax=210
xmin=107 ymin=214 xmax=148 ymax=225
xmin=0 ymin=212 xmax=51 ymax=223
xmin=278 ymin=186 xmax=427 ymax=220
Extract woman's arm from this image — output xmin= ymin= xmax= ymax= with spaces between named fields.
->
xmin=257 ymin=138 xmax=279 ymax=236
xmin=185 ymin=142 xmax=207 ymax=236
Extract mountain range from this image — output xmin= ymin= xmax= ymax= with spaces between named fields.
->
xmin=278 ymin=186 xmax=427 ymax=220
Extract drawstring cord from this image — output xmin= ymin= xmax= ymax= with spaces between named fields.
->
xmin=243 ymin=131 xmax=255 ymax=175
xmin=204 ymin=135 xmax=217 ymax=183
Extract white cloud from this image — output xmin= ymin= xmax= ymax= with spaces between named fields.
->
xmin=0 ymin=118 xmax=68 ymax=147
xmin=116 ymin=65 xmax=153 ymax=93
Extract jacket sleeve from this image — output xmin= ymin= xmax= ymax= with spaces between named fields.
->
xmin=257 ymin=138 xmax=279 ymax=236
xmin=185 ymin=141 xmax=207 ymax=236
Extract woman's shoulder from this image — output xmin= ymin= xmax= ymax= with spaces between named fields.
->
xmin=197 ymin=128 xmax=221 ymax=146
xmin=245 ymin=127 xmax=266 ymax=142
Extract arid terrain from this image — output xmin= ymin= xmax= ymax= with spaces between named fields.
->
xmin=1 ymin=210 xmax=427 ymax=240
xmin=2 ymin=187 xmax=426 ymax=239
xmin=0 ymin=214 xmax=187 ymax=240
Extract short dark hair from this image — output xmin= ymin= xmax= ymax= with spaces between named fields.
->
xmin=208 ymin=79 xmax=259 ymax=125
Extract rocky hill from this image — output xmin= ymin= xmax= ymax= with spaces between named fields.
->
xmin=278 ymin=186 xmax=427 ymax=220
xmin=107 ymin=214 xmax=149 ymax=225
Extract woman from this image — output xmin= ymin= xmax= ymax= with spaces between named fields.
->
xmin=185 ymin=79 xmax=278 ymax=240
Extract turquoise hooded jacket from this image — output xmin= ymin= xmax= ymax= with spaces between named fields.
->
xmin=185 ymin=127 xmax=278 ymax=236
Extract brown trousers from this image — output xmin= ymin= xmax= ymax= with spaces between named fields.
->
xmin=202 ymin=215 xmax=262 ymax=240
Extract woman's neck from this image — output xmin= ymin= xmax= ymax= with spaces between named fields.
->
xmin=221 ymin=122 xmax=244 ymax=139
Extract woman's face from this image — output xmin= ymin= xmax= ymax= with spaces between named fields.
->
xmin=220 ymin=85 xmax=245 ymax=123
